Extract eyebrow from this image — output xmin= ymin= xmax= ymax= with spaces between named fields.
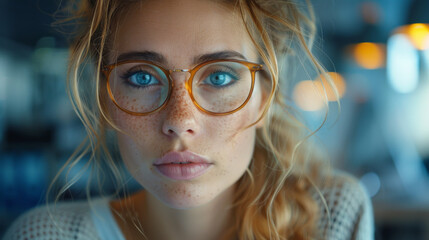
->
xmin=194 ymin=51 xmax=247 ymax=63
xmin=116 ymin=51 xmax=166 ymax=64
xmin=115 ymin=50 xmax=248 ymax=66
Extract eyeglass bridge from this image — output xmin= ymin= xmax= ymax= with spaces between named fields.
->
xmin=169 ymin=69 xmax=190 ymax=73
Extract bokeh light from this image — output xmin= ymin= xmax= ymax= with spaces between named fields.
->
xmin=314 ymin=72 xmax=347 ymax=101
xmin=293 ymin=72 xmax=346 ymax=111
xmin=360 ymin=172 xmax=381 ymax=198
xmin=395 ymin=23 xmax=429 ymax=50
xmin=360 ymin=2 xmax=380 ymax=25
xmin=352 ymin=42 xmax=386 ymax=69
xmin=293 ymin=80 xmax=325 ymax=111
xmin=387 ymin=34 xmax=419 ymax=93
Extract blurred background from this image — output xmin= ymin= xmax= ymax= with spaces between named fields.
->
xmin=0 ymin=0 xmax=428 ymax=239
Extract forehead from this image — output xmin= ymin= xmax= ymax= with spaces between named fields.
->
xmin=109 ymin=0 xmax=256 ymax=66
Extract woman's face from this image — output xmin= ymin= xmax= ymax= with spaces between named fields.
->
xmin=108 ymin=0 xmax=266 ymax=209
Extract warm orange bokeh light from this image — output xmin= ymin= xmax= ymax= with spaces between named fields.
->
xmin=293 ymin=72 xmax=346 ymax=111
xmin=394 ymin=23 xmax=429 ymax=50
xmin=353 ymin=42 xmax=386 ymax=69
xmin=293 ymin=80 xmax=325 ymax=111
xmin=314 ymin=72 xmax=346 ymax=101
xmin=407 ymin=23 xmax=429 ymax=50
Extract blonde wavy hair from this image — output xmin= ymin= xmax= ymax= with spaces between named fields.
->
xmin=49 ymin=0 xmax=337 ymax=239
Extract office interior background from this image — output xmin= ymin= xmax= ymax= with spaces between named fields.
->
xmin=0 ymin=0 xmax=429 ymax=239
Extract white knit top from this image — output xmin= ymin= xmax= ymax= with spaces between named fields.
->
xmin=3 ymin=173 xmax=374 ymax=240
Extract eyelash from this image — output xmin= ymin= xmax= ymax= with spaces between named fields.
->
xmin=205 ymin=69 xmax=240 ymax=85
xmin=120 ymin=69 xmax=159 ymax=88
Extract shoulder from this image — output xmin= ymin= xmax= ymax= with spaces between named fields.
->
xmin=313 ymin=171 xmax=374 ymax=240
xmin=2 ymin=199 xmax=102 ymax=240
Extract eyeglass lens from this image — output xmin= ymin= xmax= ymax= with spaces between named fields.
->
xmin=108 ymin=61 xmax=253 ymax=114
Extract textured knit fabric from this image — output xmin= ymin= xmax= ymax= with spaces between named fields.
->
xmin=313 ymin=172 xmax=374 ymax=240
xmin=3 ymin=173 xmax=374 ymax=240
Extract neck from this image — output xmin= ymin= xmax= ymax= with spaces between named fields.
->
xmin=134 ymin=186 xmax=235 ymax=240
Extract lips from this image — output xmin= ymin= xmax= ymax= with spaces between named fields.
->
xmin=153 ymin=151 xmax=213 ymax=180
xmin=154 ymin=151 xmax=212 ymax=165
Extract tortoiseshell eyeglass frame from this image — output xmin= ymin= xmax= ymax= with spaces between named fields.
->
xmin=102 ymin=59 xmax=264 ymax=116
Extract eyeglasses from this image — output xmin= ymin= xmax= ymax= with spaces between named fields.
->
xmin=102 ymin=59 xmax=264 ymax=116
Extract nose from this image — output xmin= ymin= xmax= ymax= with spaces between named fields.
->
xmin=161 ymin=73 xmax=200 ymax=138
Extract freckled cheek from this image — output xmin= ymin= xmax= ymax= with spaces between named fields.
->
xmin=208 ymin=123 xmax=255 ymax=188
xmin=107 ymin=97 xmax=155 ymax=133
xmin=203 ymin=92 xmax=260 ymax=167
xmin=114 ymin=93 xmax=165 ymax=113
xmin=114 ymin=95 xmax=137 ymax=112
xmin=206 ymin=102 xmax=256 ymax=139
xmin=206 ymin=109 xmax=256 ymax=161
xmin=108 ymin=100 xmax=163 ymax=154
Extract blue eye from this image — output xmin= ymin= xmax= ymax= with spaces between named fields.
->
xmin=127 ymin=71 xmax=159 ymax=87
xmin=205 ymin=72 xmax=238 ymax=87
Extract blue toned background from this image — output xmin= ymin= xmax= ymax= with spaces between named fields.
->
xmin=1 ymin=0 xmax=429 ymax=239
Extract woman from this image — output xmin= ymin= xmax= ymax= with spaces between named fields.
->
xmin=4 ymin=0 xmax=373 ymax=239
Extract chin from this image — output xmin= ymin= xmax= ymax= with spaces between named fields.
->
xmin=148 ymin=181 xmax=228 ymax=210
xmin=160 ymin=197 xmax=210 ymax=210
